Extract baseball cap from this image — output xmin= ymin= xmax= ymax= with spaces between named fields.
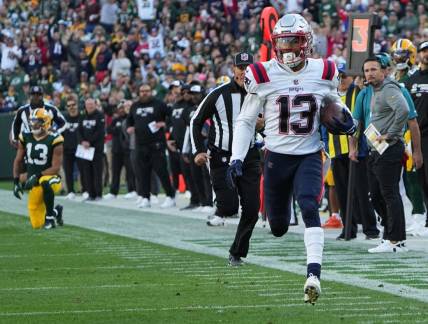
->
xmin=418 ymin=41 xmax=428 ymax=52
xmin=233 ymin=52 xmax=254 ymax=66
xmin=30 ymin=86 xmax=43 ymax=95
xmin=189 ymin=84 xmax=203 ymax=93
xmin=169 ymin=80 xmax=182 ymax=89
xmin=337 ymin=62 xmax=346 ymax=74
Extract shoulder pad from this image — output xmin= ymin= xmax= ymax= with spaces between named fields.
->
xmin=52 ymin=134 xmax=64 ymax=146
xmin=245 ymin=62 xmax=270 ymax=93
xmin=321 ymin=59 xmax=337 ymax=81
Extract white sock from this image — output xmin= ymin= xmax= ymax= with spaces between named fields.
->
xmin=304 ymin=227 xmax=324 ymax=265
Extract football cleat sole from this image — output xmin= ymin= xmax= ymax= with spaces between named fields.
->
xmin=304 ymin=285 xmax=320 ymax=305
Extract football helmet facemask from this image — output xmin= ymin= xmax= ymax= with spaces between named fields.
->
xmin=30 ymin=108 xmax=52 ymax=135
xmin=271 ymin=14 xmax=313 ymax=69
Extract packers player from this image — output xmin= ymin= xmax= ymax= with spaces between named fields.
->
xmin=390 ymin=38 xmax=417 ymax=83
xmin=13 ymin=108 xmax=64 ymax=229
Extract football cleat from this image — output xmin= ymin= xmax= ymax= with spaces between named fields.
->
xmin=54 ymin=205 xmax=64 ymax=226
xmin=44 ymin=216 xmax=56 ymax=230
xmin=304 ymin=275 xmax=321 ymax=305
xmin=207 ymin=216 xmax=224 ymax=227
xmin=228 ymin=254 xmax=244 ymax=267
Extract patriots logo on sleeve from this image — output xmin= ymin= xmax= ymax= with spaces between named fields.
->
xmin=244 ymin=76 xmax=252 ymax=87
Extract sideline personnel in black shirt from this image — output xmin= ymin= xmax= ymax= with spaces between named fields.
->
xmin=105 ymin=101 xmax=136 ymax=198
xmin=127 ymin=84 xmax=175 ymax=208
xmin=405 ymin=41 xmax=428 ymax=227
xmin=62 ymin=94 xmax=83 ymax=198
xmin=77 ymin=98 xmax=105 ymax=200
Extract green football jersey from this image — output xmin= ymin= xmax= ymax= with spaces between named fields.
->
xmin=19 ymin=132 xmax=64 ymax=178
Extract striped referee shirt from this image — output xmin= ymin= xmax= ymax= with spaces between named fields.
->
xmin=190 ymin=79 xmax=249 ymax=154
xmin=10 ymin=102 xmax=67 ymax=142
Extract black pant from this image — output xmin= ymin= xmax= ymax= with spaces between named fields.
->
xmin=190 ymin=157 xmax=213 ymax=206
xmin=137 ymin=142 xmax=174 ymax=199
xmin=229 ymin=148 xmax=261 ymax=258
xmin=332 ymin=156 xmax=358 ymax=237
xmin=210 ymin=150 xmax=240 ymax=217
xmin=63 ymin=151 xmax=78 ymax=194
xmin=367 ymin=142 xmax=405 ymax=241
xmin=131 ymin=149 xmax=160 ymax=197
xmin=110 ymin=152 xmax=135 ymax=195
xmin=82 ymin=153 xmax=104 ymax=199
xmin=168 ymin=150 xmax=181 ymax=190
xmin=180 ymin=155 xmax=199 ymax=205
xmin=332 ymin=156 xmax=379 ymax=237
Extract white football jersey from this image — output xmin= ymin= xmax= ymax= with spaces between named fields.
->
xmin=244 ymin=58 xmax=339 ymax=155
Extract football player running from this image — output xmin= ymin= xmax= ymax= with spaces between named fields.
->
xmin=228 ymin=14 xmax=355 ymax=304
xmin=13 ymin=108 xmax=64 ymax=230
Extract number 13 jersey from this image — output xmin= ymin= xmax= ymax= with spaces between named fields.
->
xmin=19 ymin=132 xmax=64 ymax=178
xmin=245 ymin=58 xmax=339 ymax=155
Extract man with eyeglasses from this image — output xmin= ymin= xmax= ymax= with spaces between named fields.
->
xmin=62 ymin=94 xmax=82 ymax=200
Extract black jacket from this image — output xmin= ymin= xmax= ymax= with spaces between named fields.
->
xmin=127 ymin=98 xmax=170 ymax=146
xmin=107 ymin=115 xmax=130 ymax=154
xmin=168 ymin=99 xmax=191 ymax=151
xmin=63 ymin=113 xmax=80 ymax=154
xmin=405 ymin=69 xmax=428 ymax=137
xmin=78 ymin=109 xmax=105 ymax=154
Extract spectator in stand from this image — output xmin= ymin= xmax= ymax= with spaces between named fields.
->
xmin=0 ymin=31 xmax=22 ymax=72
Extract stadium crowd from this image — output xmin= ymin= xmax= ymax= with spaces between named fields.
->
xmin=3 ymin=0 xmax=428 ymax=243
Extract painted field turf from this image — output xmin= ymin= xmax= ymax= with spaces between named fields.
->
xmin=0 ymin=212 xmax=427 ymax=324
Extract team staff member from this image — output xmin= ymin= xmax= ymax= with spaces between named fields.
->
xmin=182 ymin=82 xmax=214 ymax=211
xmin=13 ymin=108 xmax=64 ymax=229
xmin=77 ymin=98 xmax=105 ymax=201
xmin=127 ymin=84 xmax=175 ymax=209
xmin=327 ymin=64 xmax=379 ymax=240
xmin=104 ymin=101 xmax=136 ymax=199
xmin=406 ymin=41 xmax=428 ymax=229
xmin=62 ymin=94 xmax=82 ymax=200
xmin=167 ymin=84 xmax=191 ymax=192
xmin=191 ymin=52 xmax=262 ymax=267
xmin=10 ymin=86 xmax=67 ymax=146
xmin=353 ymin=57 xmax=409 ymax=253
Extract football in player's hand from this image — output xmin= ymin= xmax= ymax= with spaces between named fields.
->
xmin=320 ymin=95 xmax=347 ymax=134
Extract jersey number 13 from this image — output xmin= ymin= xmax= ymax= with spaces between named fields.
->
xmin=277 ymin=94 xmax=317 ymax=135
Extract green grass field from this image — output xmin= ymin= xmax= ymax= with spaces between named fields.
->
xmin=0 ymin=211 xmax=427 ymax=323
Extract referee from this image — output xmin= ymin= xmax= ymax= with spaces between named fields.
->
xmin=190 ymin=52 xmax=262 ymax=266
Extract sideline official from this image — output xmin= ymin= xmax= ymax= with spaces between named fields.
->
xmin=191 ymin=52 xmax=262 ymax=266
